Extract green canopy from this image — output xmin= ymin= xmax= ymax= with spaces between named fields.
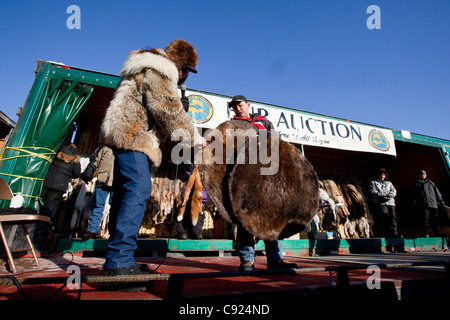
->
xmin=0 ymin=62 xmax=93 ymax=209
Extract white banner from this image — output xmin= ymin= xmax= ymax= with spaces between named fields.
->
xmin=184 ymin=89 xmax=396 ymax=156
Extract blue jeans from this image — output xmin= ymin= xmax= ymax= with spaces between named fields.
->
xmin=86 ymin=185 xmax=112 ymax=234
xmin=103 ymin=150 xmax=152 ymax=270
xmin=237 ymin=225 xmax=282 ymax=264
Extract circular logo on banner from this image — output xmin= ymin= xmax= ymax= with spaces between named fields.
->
xmin=186 ymin=95 xmax=214 ymax=124
xmin=368 ymin=129 xmax=390 ymax=151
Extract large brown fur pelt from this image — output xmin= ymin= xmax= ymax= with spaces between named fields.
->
xmin=199 ymin=120 xmax=320 ymax=240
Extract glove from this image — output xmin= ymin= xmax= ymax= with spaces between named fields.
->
xmin=181 ymin=97 xmax=190 ymax=112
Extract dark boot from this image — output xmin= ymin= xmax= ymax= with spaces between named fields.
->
xmin=239 ymin=260 xmax=255 ymax=272
xmin=176 ymin=221 xmax=187 ymax=239
xmin=267 ymin=259 xmax=298 ymax=270
xmin=192 ymin=213 xmax=205 ymax=239
xmin=100 ymin=264 xmax=154 ymax=292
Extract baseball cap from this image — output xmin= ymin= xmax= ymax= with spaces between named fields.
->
xmin=228 ymin=95 xmax=248 ymax=108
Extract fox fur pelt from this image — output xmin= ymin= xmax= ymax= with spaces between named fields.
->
xmin=199 ymin=120 xmax=319 ymax=240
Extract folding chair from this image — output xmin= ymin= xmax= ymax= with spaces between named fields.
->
xmin=0 ymin=177 xmax=50 ymax=273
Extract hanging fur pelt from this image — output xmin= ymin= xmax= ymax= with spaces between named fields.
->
xmin=321 ymin=176 xmax=350 ymax=216
xmin=175 ymin=164 xmax=203 ymax=226
xmin=199 ymin=119 xmax=320 ymax=241
xmin=341 ymin=180 xmax=371 ymax=238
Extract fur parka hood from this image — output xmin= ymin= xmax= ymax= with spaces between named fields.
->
xmin=56 ymin=144 xmax=80 ymax=163
xmin=120 ymin=48 xmax=178 ymax=82
xmin=44 ymin=144 xmax=81 ymax=192
xmin=99 ymin=40 xmax=201 ymax=167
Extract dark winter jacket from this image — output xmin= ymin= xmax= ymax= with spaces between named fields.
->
xmin=43 ymin=145 xmax=81 ymax=192
xmin=413 ymin=178 xmax=443 ymax=209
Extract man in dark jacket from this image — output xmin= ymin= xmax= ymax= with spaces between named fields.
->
xmin=42 ymin=144 xmax=81 ymax=225
xmin=413 ymin=170 xmax=444 ymax=237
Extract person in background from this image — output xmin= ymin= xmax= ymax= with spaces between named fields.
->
xmin=229 ymin=95 xmax=298 ymax=272
xmin=412 ymin=169 xmax=444 ymax=237
xmin=369 ymin=168 xmax=401 ymax=238
xmin=42 ymin=144 xmax=81 ymax=227
xmin=82 ymin=145 xmax=114 ymax=240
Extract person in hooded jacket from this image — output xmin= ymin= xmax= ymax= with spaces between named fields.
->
xmin=370 ymin=168 xmax=400 ymax=238
xmin=42 ymin=144 xmax=81 ymax=225
xmin=412 ymin=170 xmax=444 ymax=237
xmin=98 ymin=39 xmax=206 ymax=287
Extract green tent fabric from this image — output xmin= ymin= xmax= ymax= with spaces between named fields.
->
xmin=0 ymin=74 xmax=93 ymax=209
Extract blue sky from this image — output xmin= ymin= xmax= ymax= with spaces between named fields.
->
xmin=1 ymin=0 xmax=449 ymax=140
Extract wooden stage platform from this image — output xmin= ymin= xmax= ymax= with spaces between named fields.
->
xmin=0 ymin=237 xmax=449 ymax=304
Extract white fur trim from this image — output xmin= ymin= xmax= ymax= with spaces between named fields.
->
xmin=121 ymin=52 xmax=178 ymax=84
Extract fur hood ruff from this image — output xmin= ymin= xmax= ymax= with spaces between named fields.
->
xmin=121 ymin=50 xmax=178 ymax=82
xmin=56 ymin=152 xmax=80 ymax=163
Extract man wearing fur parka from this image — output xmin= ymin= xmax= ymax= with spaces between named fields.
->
xmin=42 ymin=144 xmax=81 ymax=224
xmin=99 ymin=39 xmax=204 ymax=282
